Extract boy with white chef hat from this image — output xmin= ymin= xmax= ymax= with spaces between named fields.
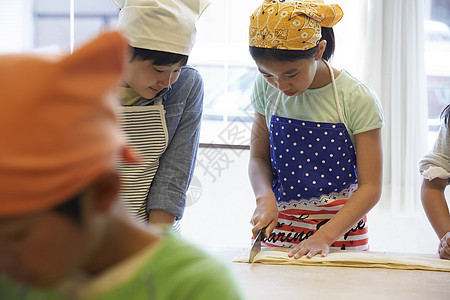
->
xmin=0 ymin=31 xmax=244 ymax=300
xmin=112 ymin=0 xmax=209 ymax=229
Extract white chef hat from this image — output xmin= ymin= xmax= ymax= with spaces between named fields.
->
xmin=113 ymin=0 xmax=210 ymax=55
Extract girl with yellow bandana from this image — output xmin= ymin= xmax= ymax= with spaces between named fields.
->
xmin=248 ymin=0 xmax=384 ymax=259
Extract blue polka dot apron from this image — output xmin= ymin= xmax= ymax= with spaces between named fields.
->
xmin=265 ymin=60 xmax=368 ymax=251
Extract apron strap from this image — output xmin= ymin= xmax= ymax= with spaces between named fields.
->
xmin=272 ymin=90 xmax=283 ymax=116
xmin=322 ymin=59 xmax=346 ymax=126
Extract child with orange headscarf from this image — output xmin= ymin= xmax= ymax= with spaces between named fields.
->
xmin=0 ymin=32 xmax=243 ymax=300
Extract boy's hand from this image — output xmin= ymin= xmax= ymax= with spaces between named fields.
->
xmin=438 ymin=232 xmax=450 ymax=260
xmin=148 ymin=209 xmax=176 ymax=225
xmin=250 ymin=195 xmax=278 ymax=239
xmin=288 ymin=233 xmax=331 ymax=259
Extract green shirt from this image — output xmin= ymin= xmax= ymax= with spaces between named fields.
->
xmin=0 ymin=234 xmax=245 ymax=300
xmin=251 ymin=69 xmax=384 ymax=146
xmin=120 ymin=87 xmax=141 ymax=106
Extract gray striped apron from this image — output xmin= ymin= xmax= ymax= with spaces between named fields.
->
xmin=118 ymin=98 xmax=168 ymax=223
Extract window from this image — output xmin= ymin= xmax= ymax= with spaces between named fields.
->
xmin=424 ymin=0 xmax=450 ymax=146
xmin=188 ymin=0 xmax=261 ymax=147
xmin=0 ymin=0 xmax=33 ymax=53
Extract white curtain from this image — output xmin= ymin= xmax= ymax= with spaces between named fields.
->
xmin=334 ymin=0 xmax=429 ymax=214
xmin=362 ymin=0 xmax=429 ymax=214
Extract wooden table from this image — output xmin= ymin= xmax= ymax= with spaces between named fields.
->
xmin=206 ymin=246 xmax=450 ymax=300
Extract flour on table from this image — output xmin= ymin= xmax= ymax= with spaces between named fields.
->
xmin=233 ymin=248 xmax=450 ymax=272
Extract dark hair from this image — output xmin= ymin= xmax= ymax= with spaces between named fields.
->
xmin=321 ymin=27 xmax=335 ymax=61
xmin=441 ymin=104 xmax=450 ymax=127
xmin=129 ymin=46 xmax=189 ymax=66
xmin=53 ymin=191 xmax=83 ymax=223
xmin=249 ymin=27 xmax=335 ymax=62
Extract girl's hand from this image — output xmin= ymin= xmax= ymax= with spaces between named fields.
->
xmin=288 ymin=234 xmax=331 ymax=259
xmin=439 ymin=232 xmax=450 ymax=260
xmin=250 ymin=195 xmax=278 ymax=239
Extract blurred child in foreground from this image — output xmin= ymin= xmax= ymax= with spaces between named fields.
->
xmin=0 ymin=32 xmax=244 ymax=299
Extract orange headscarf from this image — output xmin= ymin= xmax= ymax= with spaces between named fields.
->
xmin=0 ymin=32 xmax=128 ymax=217
xmin=249 ymin=0 xmax=343 ymax=50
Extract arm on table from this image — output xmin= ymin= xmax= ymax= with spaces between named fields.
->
xmin=421 ymin=177 xmax=450 ymax=259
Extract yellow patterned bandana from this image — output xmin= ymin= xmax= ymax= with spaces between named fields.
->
xmin=249 ymin=0 xmax=343 ymax=50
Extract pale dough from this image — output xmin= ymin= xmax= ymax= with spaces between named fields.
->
xmin=233 ymin=247 xmax=450 ymax=272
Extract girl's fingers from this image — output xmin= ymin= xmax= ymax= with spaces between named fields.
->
xmin=288 ymin=245 xmax=329 ymax=259
xmin=252 ymin=217 xmax=276 ymax=238
xmin=439 ymin=241 xmax=450 ymax=260
xmin=288 ymin=246 xmax=308 ymax=259
xmin=307 ymin=248 xmax=329 ymax=258
xmin=251 ymin=225 xmax=260 ymax=238
xmin=265 ymin=222 xmax=276 ymax=238
xmin=287 ymin=248 xmax=297 ymax=257
xmin=251 ymin=220 xmax=266 ymax=237
xmin=321 ymin=248 xmax=330 ymax=257
xmin=293 ymin=248 xmax=309 ymax=259
xmin=306 ymin=250 xmax=316 ymax=259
